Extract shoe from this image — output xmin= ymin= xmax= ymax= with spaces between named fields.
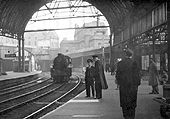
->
xmin=94 ymin=97 xmax=98 ymax=99
xmin=96 ymin=97 xmax=102 ymax=99
xmin=85 ymin=96 xmax=90 ymax=98
xmin=155 ymin=92 xmax=159 ymax=94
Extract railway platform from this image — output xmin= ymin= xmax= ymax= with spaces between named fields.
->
xmin=40 ymin=73 xmax=164 ymax=119
xmin=0 ymin=71 xmax=42 ymax=81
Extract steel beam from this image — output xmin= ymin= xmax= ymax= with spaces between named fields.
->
xmin=25 ymin=25 xmax=109 ymax=32
xmin=18 ymin=35 xmax=21 ymax=72
xmin=38 ymin=5 xmax=92 ymax=11
xmin=45 ymin=4 xmax=53 ymax=14
xmin=22 ymin=34 xmax=25 ymax=72
xmin=30 ymin=14 xmax=103 ymax=21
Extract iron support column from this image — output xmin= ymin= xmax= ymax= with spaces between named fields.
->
xmin=102 ymin=31 xmax=105 ymax=70
xmin=110 ymin=33 xmax=114 ymax=72
xmin=167 ymin=1 xmax=170 ymax=84
xmin=128 ymin=15 xmax=135 ymax=53
xmin=18 ymin=36 xmax=21 ymax=72
xmin=81 ymin=56 xmax=84 ymax=73
xmin=162 ymin=2 xmax=170 ymax=100
xmin=110 ymin=31 xmax=116 ymax=75
xmin=152 ymin=38 xmax=156 ymax=61
xmin=22 ymin=34 xmax=25 ymax=72
xmin=109 ymin=33 xmax=113 ymax=65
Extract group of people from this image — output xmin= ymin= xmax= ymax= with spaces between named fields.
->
xmin=84 ymin=48 xmax=168 ymax=119
xmin=115 ymin=48 xmax=168 ymax=119
xmin=84 ymin=55 xmax=108 ymax=99
xmin=84 ymin=49 xmax=140 ymax=119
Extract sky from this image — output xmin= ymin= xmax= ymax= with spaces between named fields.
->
xmin=25 ymin=0 xmax=109 ymax=42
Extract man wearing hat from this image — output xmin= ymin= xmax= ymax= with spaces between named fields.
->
xmin=92 ymin=55 xmax=108 ymax=99
xmin=116 ymin=48 xmax=141 ymax=119
xmin=85 ymin=59 xmax=95 ymax=98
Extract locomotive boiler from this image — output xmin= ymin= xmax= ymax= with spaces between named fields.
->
xmin=50 ymin=53 xmax=72 ymax=83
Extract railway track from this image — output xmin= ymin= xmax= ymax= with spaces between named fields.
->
xmin=0 ymin=73 xmax=85 ymax=119
xmin=0 ymin=73 xmax=43 ymax=91
xmin=0 ymin=74 xmax=48 ymax=95
xmin=0 ymin=73 xmax=51 ymax=113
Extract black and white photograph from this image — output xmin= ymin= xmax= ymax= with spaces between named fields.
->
xmin=0 ymin=0 xmax=169 ymax=119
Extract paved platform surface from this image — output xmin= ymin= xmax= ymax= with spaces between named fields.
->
xmin=0 ymin=71 xmax=42 ymax=81
xmin=40 ymin=73 xmax=164 ymax=119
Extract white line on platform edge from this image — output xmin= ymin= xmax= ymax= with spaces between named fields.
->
xmin=39 ymin=90 xmax=86 ymax=119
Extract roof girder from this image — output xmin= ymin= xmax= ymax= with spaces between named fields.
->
xmin=0 ymin=0 xmax=166 ymax=39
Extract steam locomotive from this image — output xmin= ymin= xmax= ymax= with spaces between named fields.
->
xmin=50 ymin=53 xmax=72 ymax=83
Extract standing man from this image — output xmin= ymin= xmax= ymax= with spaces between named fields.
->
xmin=92 ymin=55 xmax=108 ymax=99
xmin=149 ymin=58 xmax=159 ymax=94
xmin=85 ymin=59 xmax=95 ymax=98
xmin=116 ymin=48 xmax=141 ymax=119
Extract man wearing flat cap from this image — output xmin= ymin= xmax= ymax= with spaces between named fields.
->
xmin=116 ymin=48 xmax=141 ymax=119
xmin=85 ymin=59 xmax=95 ymax=98
xmin=92 ymin=55 xmax=108 ymax=99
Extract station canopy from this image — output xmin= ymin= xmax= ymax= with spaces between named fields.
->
xmin=0 ymin=0 xmax=165 ymax=39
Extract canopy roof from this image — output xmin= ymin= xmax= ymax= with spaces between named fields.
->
xmin=0 ymin=0 xmax=165 ymax=39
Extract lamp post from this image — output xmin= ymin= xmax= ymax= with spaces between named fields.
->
xmin=101 ymin=31 xmax=106 ymax=69
xmin=95 ymin=30 xmax=106 ymax=68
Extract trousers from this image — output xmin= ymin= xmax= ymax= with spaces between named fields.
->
xmin=85 ymin=79 xmax=94 ymax=97
xmin=122 ymin=107 xmax=136 ymax=119
xmin=95 ymin=82 xmax=102 ymax=98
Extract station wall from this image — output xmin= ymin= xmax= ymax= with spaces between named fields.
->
xmin=1 ymin=59 xmax=13 ymax=72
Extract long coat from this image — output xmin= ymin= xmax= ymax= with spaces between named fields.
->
xmin=116 ymin=58 xmax=141 ymax=108
xmin=94 ymin=60 xmax=108 ymax=89
xmin=149 ymin=62 xmax=158 ymax=86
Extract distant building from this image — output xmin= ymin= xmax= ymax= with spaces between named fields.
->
xmin=60 ymin=21 xmax=110 ymax=54
xmin=0 ymin=31 xmax=60 ymax=72
xmin=24 ymin=31 xmax=60 ymax=60
xmin=24 ymin=31 xmax=60 ymax=49
xmin=60 ymin=38 xmax=78 ymax=53
xmin=0 ymin=36 xmax=18 ymax=59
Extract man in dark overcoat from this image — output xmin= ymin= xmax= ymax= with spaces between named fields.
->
xmin=85 ymin=59 xmax=95 ymax=98
xmin=116 ymin=48 xmax=141 ymax=119
xmin=92 ymin=55 xmax=108 ymax=99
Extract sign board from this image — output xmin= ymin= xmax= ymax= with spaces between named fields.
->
xmin=5 ymin=54 xmax=16 ymax=58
